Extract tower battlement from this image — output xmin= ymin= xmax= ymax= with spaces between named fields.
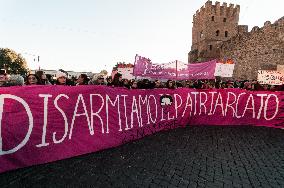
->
xmin=190 ymin=1 xmax=241 ymax=63
xmin=193 ymin=1 xmax=240 ymax=23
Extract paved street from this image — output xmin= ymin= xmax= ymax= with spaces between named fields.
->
xmin=1 ymin=125 xmax=284 ymax=188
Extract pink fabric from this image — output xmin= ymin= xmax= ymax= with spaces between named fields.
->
xmin=133 ymin=55 xmax=216 ymax=80
xmin=0 ymin=86 xmax=283 ymax=173
xmin=133 ymin=54 xmax=178 ymax=79
xmin=187 ymin=60 xmax=217 ymax=80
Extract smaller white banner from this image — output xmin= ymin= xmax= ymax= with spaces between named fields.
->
xmin=257 ymin=70 xmax=284 ymax=85
xmin=214 ymin=63 xmax=235 ymax=77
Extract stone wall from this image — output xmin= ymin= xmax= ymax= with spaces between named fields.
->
xmin=189 ymin=1 xmax=284 ymax=80
xmin=220 ymin=17 xmax=284 ymax=80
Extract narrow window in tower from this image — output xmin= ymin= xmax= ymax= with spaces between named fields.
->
xmin=225 ymin=31 xmax=228 ymax=37
xmin=211 ymin=16 xmax=215 ymax=21
xmin=200 ymin=31 xmax=203 ymax=38
xmin=223 ymin=18 xmax=227 ymax=22
xmin=216 ymin=30 xmax=220 ymax=36
xmin=209 ymin=45 xmax=213 ymax=50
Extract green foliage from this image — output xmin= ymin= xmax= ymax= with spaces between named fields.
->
xmin=0 ymin=48 xmax=29 ymax=75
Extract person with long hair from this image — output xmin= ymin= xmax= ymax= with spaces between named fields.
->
xmin=166 ymin=80 xmax=176 ymax=89
xmin=35 ymin=71 xmax=51 ymax=85
xmin=76 ymin=74 xmax=89 ymax=85
xmin=111 ymin=73 xmax=123 ymax=87
xmin=26 ymin=74 xmax=40 ymax=85
xmin=106 ymin=77 xmax=112 ymax=86
xmin=154 ymin=80 xmax=163 ymax=88
xmin=122 ymin=79 xmax=130 ymax=89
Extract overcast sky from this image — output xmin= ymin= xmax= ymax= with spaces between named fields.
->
xmin=0 ymin=0 xmax=283 ymax=73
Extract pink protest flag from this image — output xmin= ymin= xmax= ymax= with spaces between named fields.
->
xmin=187 ymin=60 xmax=217 ymax=80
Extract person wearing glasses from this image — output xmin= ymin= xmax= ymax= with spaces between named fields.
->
xmin=25 ymin=74 xmax=40 ymax=85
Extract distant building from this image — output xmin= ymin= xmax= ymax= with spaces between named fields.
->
xmin=66 ymin=71 xmax=94 ymax=78
xmin=30 ymin=69 xmax=94 ymax=79
xmin=113 ymin=63 xmax=136 ymax=80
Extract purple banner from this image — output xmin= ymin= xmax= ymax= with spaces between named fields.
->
xmin=133 ymin=54 xmax=216 ymax=80
xmin=187 ymin=60 xmax=217 ymax=80
xmin=133 ymin=54 xmax=178 ymax=79
xmin=0 ymin=86 xmax=284 ymax=173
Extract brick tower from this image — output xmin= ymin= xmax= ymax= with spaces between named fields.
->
xmin=188 ymin=1 xmax=240 ymax=63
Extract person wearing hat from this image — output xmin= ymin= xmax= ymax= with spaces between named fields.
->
xmin=55 ymin=71 xmax=67 ymax=85
xmin=7 ymin=75 xmax=25 ymax=86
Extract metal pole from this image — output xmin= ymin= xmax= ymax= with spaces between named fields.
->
xmin=175 ymin=60 xmax=178 ymax=81
xmin=38 ymin=56 xmax=40 ymax=70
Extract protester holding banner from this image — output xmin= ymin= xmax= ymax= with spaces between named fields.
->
xmin=226 ymin=81 xmax=234 ymax=88
xmin=122 ymin=79 xmax=130 ymax=89
xmin=262 ymin=84 xmax=269 ymax=91
xmin=129 ymin=80 xmax=138 ymax=89
xmin=55 ymin=71 xmax=67 ymax=85
xmin=111 ymin=73 xmax=123 ymax=87
xmin=269 ymin=85 xmax=277 ymax=91
xmin=106 ymin=77 xmax=113 ymax=86
xmin=6 ymin=75 xmax=24 ymax=86
xmin=35 ymin=71 xmax=52 ymax=85
xmin=26 ymin=74 xmax=40 ymax=85
xmin=166 ymin=80 xmax=176 ymax=89
xmin=89 ymin=75 xmax=105 ymax=85
xmin=154 ymin=80 xmax=163 ymax=88
xmin=76 ymin=74 xmax=89 ymax=85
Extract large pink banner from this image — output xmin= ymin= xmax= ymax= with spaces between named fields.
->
xmin=133 ymin=54 xmax=179 ymax=79
xmin=187 ymin=60 xmax=217 ymax=80
xmin=133 ymin=54 xmax=216 ymax=80
xmin=1 ymin=86 xmax=284 ymax=173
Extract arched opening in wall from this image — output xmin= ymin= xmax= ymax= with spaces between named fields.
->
xmin=216 ymin=30 xmax=220 ymax=36
xmin=225 ymin=31 xmax=228 ymax=37
xmin=211 ymin=16 xmax=215 ymax=21
xmin=209 ymin=45 xmax=213 ymax=51
xmin=200 ymin=31 xmax=203 ymax=39
xmin=223 ymin=18 xmax=227 ymax=22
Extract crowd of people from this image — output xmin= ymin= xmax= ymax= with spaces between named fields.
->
xmin=0 ymin=69 xmax=283 ymax=91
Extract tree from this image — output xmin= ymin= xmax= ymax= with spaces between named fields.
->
xmin=0 ymin=48 xmax=29 ymax=75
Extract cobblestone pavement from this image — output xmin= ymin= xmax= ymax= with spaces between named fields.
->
xmin=1 ymin=126 xmax=284 ymax=188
